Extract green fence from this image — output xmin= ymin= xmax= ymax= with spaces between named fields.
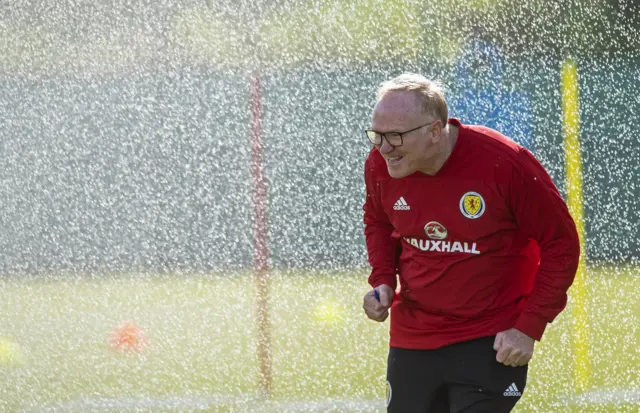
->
xmin=0 ymin=58 xmax=637 ymax=274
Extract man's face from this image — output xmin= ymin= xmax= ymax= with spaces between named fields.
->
xmin=370 ymin=91 xmax=437 ymax=178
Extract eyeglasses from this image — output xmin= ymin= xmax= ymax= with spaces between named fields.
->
xmin=364 ymin=121 xmax=436 ymax=147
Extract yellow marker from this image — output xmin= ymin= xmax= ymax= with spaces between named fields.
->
xmin=561 ymin=57 xmax=590 ymax=392
xmin=0 ymin=337 xmax=24 ymax=365
xmin=313 ymin=300 xmax=345 ymax=326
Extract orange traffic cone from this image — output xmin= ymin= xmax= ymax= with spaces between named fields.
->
xmin=108 ymin=321 xmax=147 ymax=353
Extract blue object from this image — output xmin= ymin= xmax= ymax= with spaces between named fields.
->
xmin=374 ymin=289 xmax=380 ymax=302
xmin=448 ymin=39 xmax=534 ymax=152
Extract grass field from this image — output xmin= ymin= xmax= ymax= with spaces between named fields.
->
xmin=0 ymin=265 xmax=638 ymax=413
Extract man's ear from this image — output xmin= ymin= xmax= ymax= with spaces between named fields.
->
xmin=431 ymin=120 xmax=444 ymax=143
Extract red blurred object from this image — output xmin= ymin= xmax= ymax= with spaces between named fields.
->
xmin=108 ymin=321 xmax=147 ymax=353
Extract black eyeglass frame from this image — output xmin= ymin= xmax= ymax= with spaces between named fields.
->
xmin=364 ymin=120 xmax=438 ymax=147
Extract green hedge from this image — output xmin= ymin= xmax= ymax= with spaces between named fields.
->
xmin=0 ymin=58 xmax=636 ymax=274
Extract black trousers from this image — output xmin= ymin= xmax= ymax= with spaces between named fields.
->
xmin=386 ymin=336 xmax=528 ymax=413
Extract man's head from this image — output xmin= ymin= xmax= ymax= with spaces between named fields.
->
xmin=367 ymin=73 xmax=449 ymax=178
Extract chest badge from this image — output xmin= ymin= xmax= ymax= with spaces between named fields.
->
xmin=424 ymin=221 xmax=448 ymax=240
xmin=460 ymin=191 xmax=485 ymax=219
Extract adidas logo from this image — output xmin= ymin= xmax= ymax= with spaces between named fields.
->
xmin=393 ymin=197 xmax=410 ymax=211
xmin=503 ymin=383 xmax=522 ymax=397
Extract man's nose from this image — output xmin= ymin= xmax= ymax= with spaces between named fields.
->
xmin=378 ymin=138 xmax=394 ymax=153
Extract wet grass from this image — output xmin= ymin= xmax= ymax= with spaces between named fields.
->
xmin=0 ymin=265 xmax=638 ymax=412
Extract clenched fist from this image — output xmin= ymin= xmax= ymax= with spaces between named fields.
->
xmin=362 ymin=284 xmax=394 ymax=322
xmin=493 ymin=328 xmax=535 ymax=367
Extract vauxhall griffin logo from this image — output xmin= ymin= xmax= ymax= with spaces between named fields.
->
xmin=406 ymin=220 xmax=480 ymax=255
xmin=424 ymin=221 xmax=448 ymax=240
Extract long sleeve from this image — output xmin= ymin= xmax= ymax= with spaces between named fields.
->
xmin=509 ymin=149 xmax=581 ymax=340
xmin=363 ymin=153 xmax=398 ymax=290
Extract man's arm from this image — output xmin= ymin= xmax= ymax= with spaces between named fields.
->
xmin=509 ymin=148 xmax=581 ymax=340
xmin=363 ymin=153 xmax=398 ymax=291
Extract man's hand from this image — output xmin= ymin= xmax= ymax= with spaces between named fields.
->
xmin=493 ymin=328 xmax=535 ymax=367
xmin=362 ymin=284 xmax=394 ymax=322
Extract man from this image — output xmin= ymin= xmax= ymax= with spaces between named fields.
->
xmin=361 ymin=73 xmax=580 ymax=413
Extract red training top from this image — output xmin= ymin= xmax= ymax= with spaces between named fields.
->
xmin=363 ymin=118 xmax=580 ymax=349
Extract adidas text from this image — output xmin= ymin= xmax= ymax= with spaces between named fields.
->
xmin=503 ymin=383 xmax=522 ymax=397
xmin=393 ymin=197 xmax=410 ymax=211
